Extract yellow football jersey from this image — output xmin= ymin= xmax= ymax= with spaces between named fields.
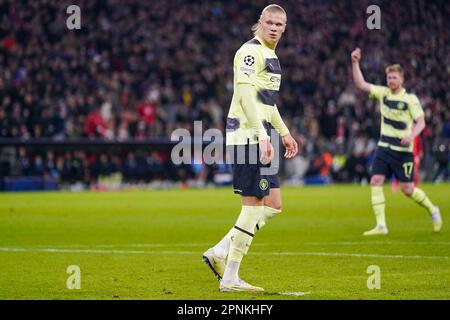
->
xmin=226 ymin=36 xmax=284 ymax=146
xmin=369 ymin=85 xmax=424 ymax=152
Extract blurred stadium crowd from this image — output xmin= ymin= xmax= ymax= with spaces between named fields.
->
xmin=0 ymin=0 xmax=449 ymax=188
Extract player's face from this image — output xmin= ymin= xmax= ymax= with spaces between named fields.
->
xmin=386 ymin=72 xmax=404 ymax=91
xmin=258 ymin=11 xmax=286 ymax=45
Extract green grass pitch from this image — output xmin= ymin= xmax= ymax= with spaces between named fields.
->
xmin=0 ymin=184 xmax=448 ymax=299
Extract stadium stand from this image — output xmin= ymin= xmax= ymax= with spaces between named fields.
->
xmin=0 ymin=0 xmax=448 ymax=189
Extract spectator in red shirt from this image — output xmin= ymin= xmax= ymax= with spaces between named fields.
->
xmin=84 ymin=108 xmax=106 ymax=138
xmin=137 ymin=100 xmax=156 ymax=125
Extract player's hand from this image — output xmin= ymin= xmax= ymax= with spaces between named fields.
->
xmin=282 ymin=134 xmax=298 ymax=159
xmin=351 ymin=48 xmax=361 ymax=63
xmin=259 ymin=138 xmax=274 ymax=165
xmin=401 ymin=134 xmax=414 ymax=146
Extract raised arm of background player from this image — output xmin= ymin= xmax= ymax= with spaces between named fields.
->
xmin=350 ymin=47 xmax=425 ymax=146
xmin=351 ymin=48 xmax=372 ymax=93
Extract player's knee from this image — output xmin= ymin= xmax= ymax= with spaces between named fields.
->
xmin=242 ymin=196 xmax=264 ymax=206
xmin=370 ymin=177 xmax=383 ymax=186
xmin=272 ymin=203 xmax=282 ymax=211
xmin=401 ymin=184 xmax=414 ymax=196
xmin=266 ymin=203 xmax=282 ymax=212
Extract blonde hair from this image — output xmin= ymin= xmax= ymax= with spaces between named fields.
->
xmin=251 ymin=4 xmax=287 ymax=35
xmin=385 ymin=64 xmax=404 ymax=78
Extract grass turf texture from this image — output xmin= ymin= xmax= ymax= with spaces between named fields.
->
xmin=0 ymin=184 xmax=448 ymax=300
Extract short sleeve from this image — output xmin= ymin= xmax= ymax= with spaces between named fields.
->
xmin=235 ymin=46 xmax=261 ymax=85
xmin=368 ymin=85 xmax=387 ymax=100
xmin=409 ymin=94 xmax=424 ymax=120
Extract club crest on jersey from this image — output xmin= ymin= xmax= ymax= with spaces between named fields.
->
xmin=397 ymin=102 xmax=406 ymax=110
xmin=244 ymin=55 xmax=255 ymax=66
xmin=259 ymin=178 xmax=269 ymax=190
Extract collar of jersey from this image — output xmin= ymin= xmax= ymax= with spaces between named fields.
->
xmin=388 ymin=88 xmax=406 ymax=96
xmin=254 ymin=35 xmax=275 ymax=51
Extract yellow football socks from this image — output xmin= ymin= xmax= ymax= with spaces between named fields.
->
xmin=256 ymin=206 xmax=281 ymax=231
xmin=227 ymin=206 xmax=263 ymax=263
xmin=371 ymin=186 xmax=386 ymax=227
xmin=411 ymin=188 xmax=435 ymax=214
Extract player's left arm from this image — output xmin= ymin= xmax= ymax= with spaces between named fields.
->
xmin=401 ymin=116 xmax=425 ymax=146
xmin=271 ymin=107 xmax=298 ymax=158
xmin=401 ymin=95 xmax=425 ymax=146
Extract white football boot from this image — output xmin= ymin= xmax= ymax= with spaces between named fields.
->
xmin=202 ymin=248 xmax=226 ymax=281
xmin=363 ymin=224 xmax=389 ymax=236
xmin=219 ymin=278 xmax=264 ymax=292
xmin=431 ymin=206 xmax=443 ymax=232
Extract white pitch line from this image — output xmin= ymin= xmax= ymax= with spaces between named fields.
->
xmin=0 ymin=247 xmax=448 ymax=260
xmin=0 ymin=247 xmax=196 ymax=255
xmin=278 ymin=292 xmax=311 ymax=296
xmin=17 ymin=241 xmax=450 ymax=249
xmin=302 ymin=241 xmax=450 ymax=246
xmin=253 ymin=251 xmax=450 ymax=260
xmin=31 ymin=243 xmax=211 ymax=248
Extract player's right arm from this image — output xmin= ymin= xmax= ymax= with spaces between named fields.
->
xmin=237 ymin=83 xmax=269 ymax=142
xmin=237 ymin=83 xmax=273 ymax=164
xmin=234 ymin=47 xmax=273 ymax=163
xmin=351 ymin=48 xmax=372 ymax=93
